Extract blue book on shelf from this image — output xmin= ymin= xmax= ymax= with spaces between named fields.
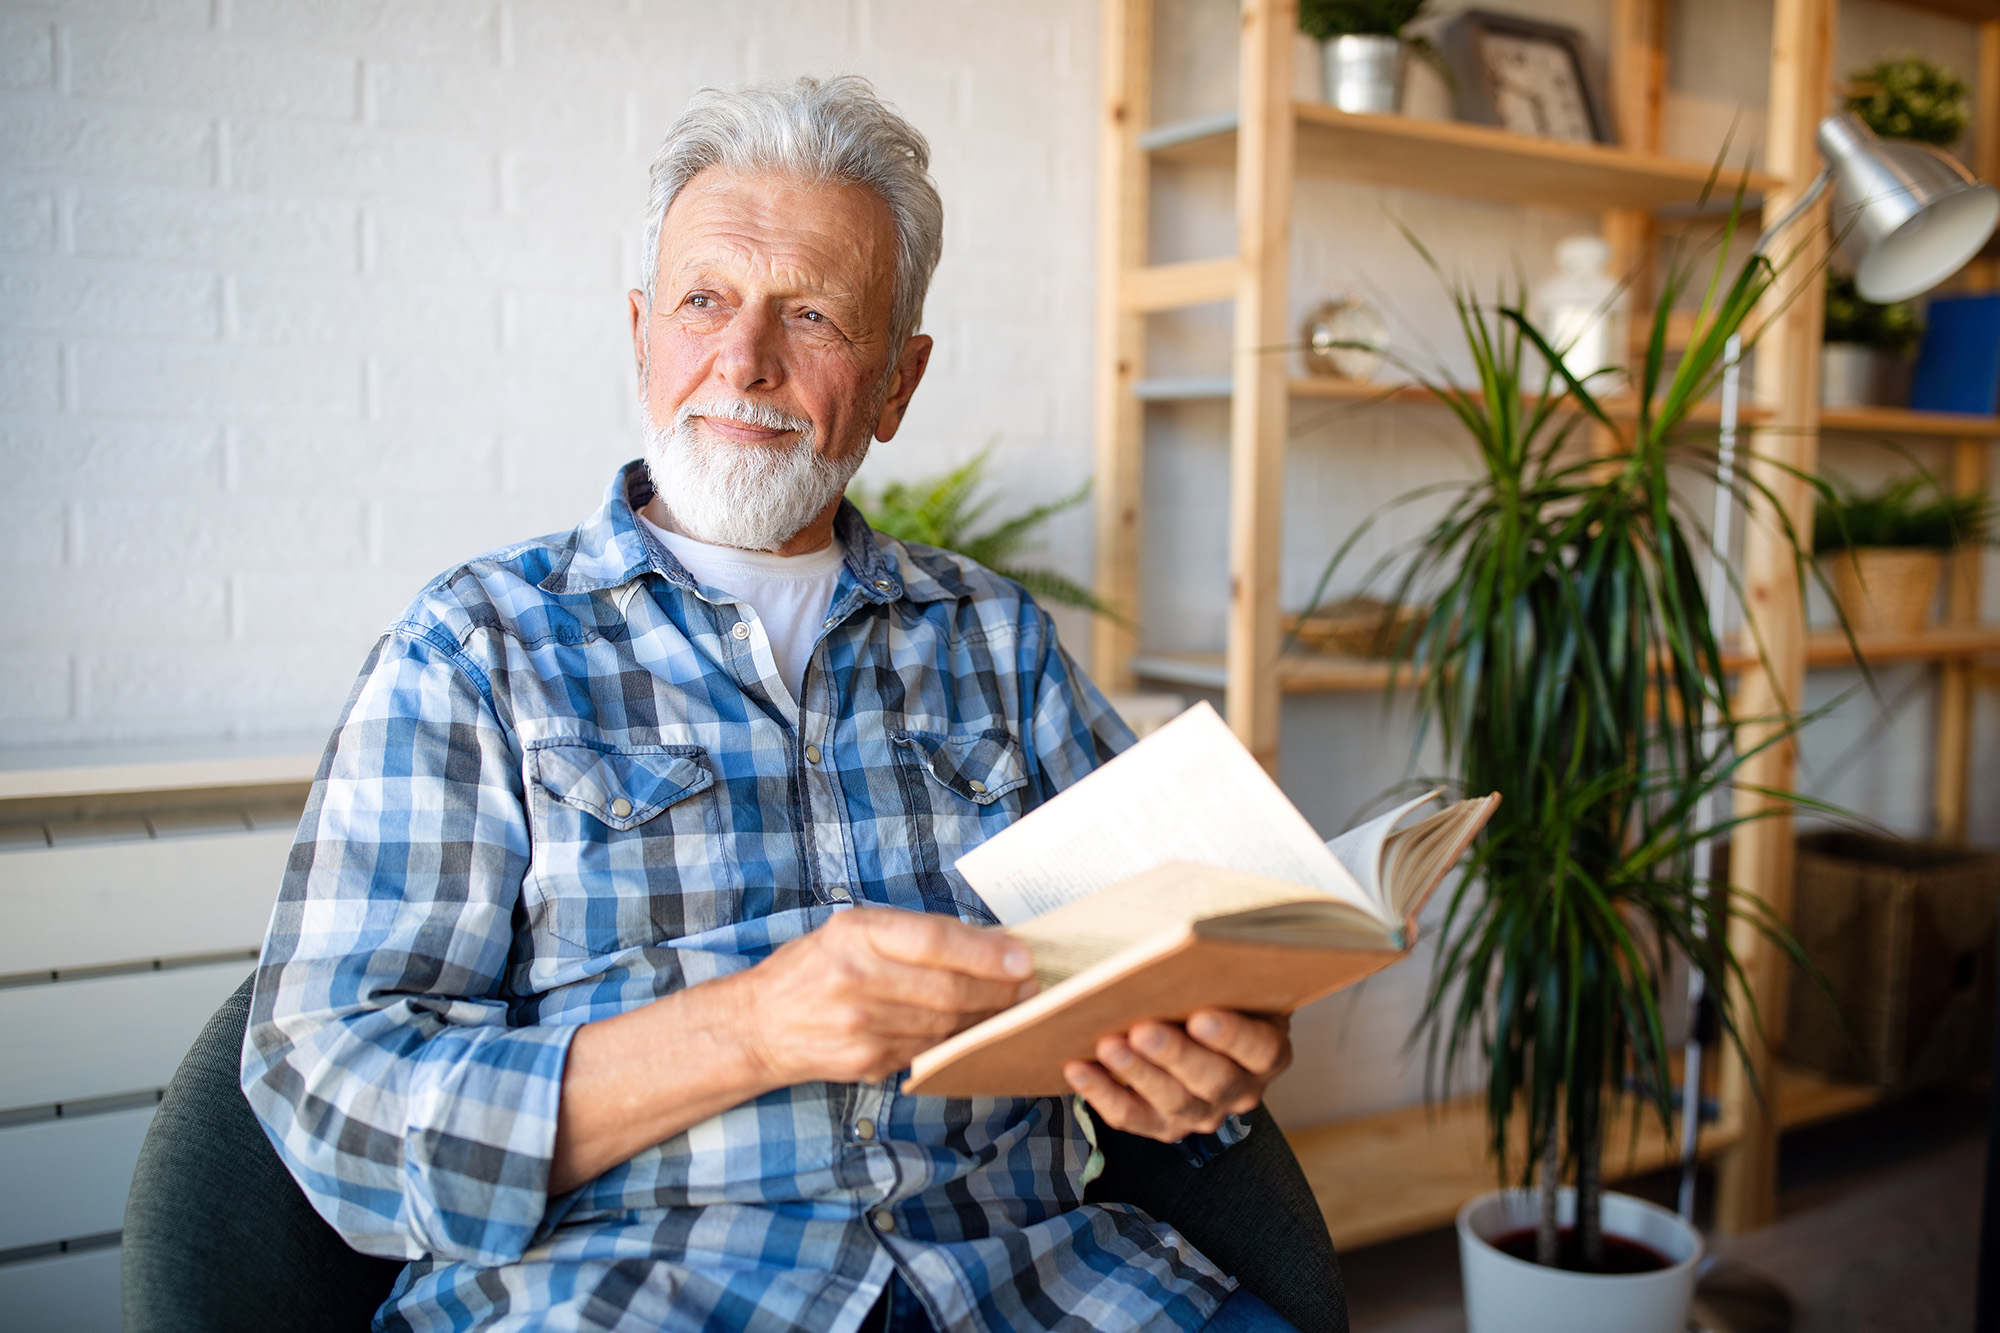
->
xmin=1911 ymin=293 xmax=2000 ymax=416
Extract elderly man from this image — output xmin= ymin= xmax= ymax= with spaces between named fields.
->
xmin=244 ymin=76 xmax=1299 ymax=1333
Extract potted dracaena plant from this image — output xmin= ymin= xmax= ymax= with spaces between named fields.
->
xmin=1298 ymin=198 xmax=1827 ymax=1332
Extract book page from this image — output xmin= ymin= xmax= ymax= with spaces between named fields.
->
xmin=1383 ymin=793 xmax=1501 ymax=920
xmin=1324 ymin=789 xmax=1444 ymax=907
xmin=956 ymin=702 xmax=1370 ymax=926
xmin=1004 ymin=862 xmax=1384 ymax=987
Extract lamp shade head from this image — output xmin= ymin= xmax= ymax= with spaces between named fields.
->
xmin=1818 ymin=113 xmax=1999 ymax=303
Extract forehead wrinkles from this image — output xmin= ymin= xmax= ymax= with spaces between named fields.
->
xmin=665 ymin=229 xmax=852 ymax=300
xmin=659 ymin=171 xmax=894 ymax=313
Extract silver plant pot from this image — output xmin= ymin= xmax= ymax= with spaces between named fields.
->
xmin=1821 ymin=341 xmax=1879 ymax=408
xmin=1322 ymin=34 xmax=1405 ymax=115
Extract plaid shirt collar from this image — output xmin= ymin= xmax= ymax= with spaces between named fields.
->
xmin=540 ymin=459 xmax=960 ymax=608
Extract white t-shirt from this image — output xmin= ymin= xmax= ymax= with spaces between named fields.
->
xmin=637 ymin=512 xmax=846 ymax=708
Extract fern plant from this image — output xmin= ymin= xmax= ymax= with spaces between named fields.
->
xmin=850 ymin=450 xmax=1117 ymax=618
xmin=1814 ymin=473 xmax=1994 ymax=553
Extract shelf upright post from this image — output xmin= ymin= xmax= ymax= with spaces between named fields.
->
xmin=1970 ymin=20 xmax=2000 ymax=291
xmin=1937 ymin=438 xmax=1988 ymax=844
xmin=1948 ymin=19 xmax=2000 ymax=841
xmin=1713 ymin=0 xmax=1835 ymax=1238
xmin=1224 ymin=0 xmax=1297 ymax=774
xmin=1091 ymin=0 xmax=1156 ymax=694
xmin=1606 ymin=0 xmax=1665 ymax=378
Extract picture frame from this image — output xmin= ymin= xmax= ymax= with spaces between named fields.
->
xmin=1441 ymin=9 xmax=1616 ymax=146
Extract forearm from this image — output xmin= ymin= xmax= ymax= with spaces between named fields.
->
xmin=549 ymin=969 xmax=779 ymax=1194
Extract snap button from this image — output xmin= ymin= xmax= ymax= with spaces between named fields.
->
xmin=823 ymin=617 xmax=837 ymax=629
xmin=804 ymin=744 xmax=822 ymax=765
xmin=855 ymin=1117 xmax=876 ymax=1141
xmin=873 ymin=578 xmax=894 ymax=592
xmin=967 ymin=779 xmax=987 ymax=794
xmin=730 ymin=622 xmax=750 ymax=640
xmin=872 ymin=1209 xmax=896 ymax=1234
xmin=609 ymin=797 xmax=632 ymax=818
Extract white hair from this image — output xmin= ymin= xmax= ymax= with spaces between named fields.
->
xmin=640 ymin=75 xmax=944 ymax=346
xmin=643 ymin=397 xmax=865 ymax=551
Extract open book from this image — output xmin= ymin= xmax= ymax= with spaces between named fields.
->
xmin=903 ymin=702 xmax=1498 ymax=1097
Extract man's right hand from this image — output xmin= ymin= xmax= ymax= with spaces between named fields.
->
xmin=551 ymin=907 xmax=1034 ymax=1194
xmin=735 ymin=908 xmax=1039 ymax=1086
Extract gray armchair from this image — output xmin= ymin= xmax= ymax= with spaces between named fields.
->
xmin=123 ymin=976 xmax=1347 ymax=1332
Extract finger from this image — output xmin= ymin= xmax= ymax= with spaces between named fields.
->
xmin=853 ymin=999 xmax=1010 ymax=1041
xmin=1094 ymin=1035 xmax=1222 ymax=1133
xmin=1063 ymin=1060 xmax=1169 ymax=1140
xmin=1185 ymin=1009 xmax=1291 ymax=1080
xmin=1127 ymin=1021 xmax=1254 ymax=1108
xmin=857 ymin=953 xmax=1035 ymax=1014
xmin=854 ymin=909 xmax=1034 ymax=981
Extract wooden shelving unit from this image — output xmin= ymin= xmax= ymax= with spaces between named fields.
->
xmin=1092 ymin=0 xmax=1998 ymax=1250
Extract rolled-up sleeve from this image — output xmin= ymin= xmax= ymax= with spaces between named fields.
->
xmin=241 ymin=622 xmax=577 ymax=1266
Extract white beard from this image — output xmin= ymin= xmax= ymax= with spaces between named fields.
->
xmin=642 ymin=397 xmax=866 ymax=551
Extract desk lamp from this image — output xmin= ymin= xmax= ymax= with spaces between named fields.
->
xmin=1683 ymin=113 xmax=1997 ymax=1333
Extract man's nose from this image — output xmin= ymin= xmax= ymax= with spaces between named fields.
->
xmin=713 ymin=304 xmax=785 ymax=393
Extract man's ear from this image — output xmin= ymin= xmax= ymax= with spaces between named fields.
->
xmin=628 ymin=289 xmax=648 ymax=384
xmin=873 ymin=333 xmax=934 ymax=443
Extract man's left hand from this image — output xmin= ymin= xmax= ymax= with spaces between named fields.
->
xmin=1061 ymin=1010 xmax=1292 ymax=1144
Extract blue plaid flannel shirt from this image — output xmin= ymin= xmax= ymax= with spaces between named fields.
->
xmin=243 ymin=461 xmax=1242 ymax=1333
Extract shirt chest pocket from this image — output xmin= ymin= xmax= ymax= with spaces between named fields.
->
xmin=888 ymin=727 xmax=1029 ymax=921
xmin=525 ymin=740 xmax=723 ymax=954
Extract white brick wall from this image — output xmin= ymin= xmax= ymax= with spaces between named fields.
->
xmin=0 ymin=0 xmax=1101 ymax=745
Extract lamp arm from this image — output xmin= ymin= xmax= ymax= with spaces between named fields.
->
xmin=1751 ymin=166 xmax=1832 ymax=260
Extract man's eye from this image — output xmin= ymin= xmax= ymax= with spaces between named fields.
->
xmin=801 ymin=310 xmax=826 ymax=323
xmin=685 ymin=294 xmax=714 ymax=308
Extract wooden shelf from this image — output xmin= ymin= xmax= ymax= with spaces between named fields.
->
xmin=1140 ymin=378 xmax=2000 ymax=441
xmin=1820 ymin=406 xmax=2000 ymax=437
xmin=1792 ymin=624 xmax=2000 ymax=667
xmin=1133 ymin=627 xmax=2000 ymax=697
xmin=1887 ymin=0 xmax=2000 ymax=20
xmin=1136 ymin=375 xmax=1768 ymax=427
xmin=1284 ymin=1093 xmax=1736 ymax=1254
xmin=1140 ymin=104 xmax=1782 ymax=213
xmin=1285 ymin=1062 xmax=1875 ymax=1253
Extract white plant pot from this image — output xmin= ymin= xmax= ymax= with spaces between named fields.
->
xmin=1457 ymin=1188 xmax=1703 ymax=1333
xmin=1821 ymin=341 xmax=1880 ymax=408
xmin=1322 ymin=34 xmax=1405 ymax=114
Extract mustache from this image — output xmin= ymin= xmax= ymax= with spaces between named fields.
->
xmin=673 ymin=397 xmax=813 ymax=435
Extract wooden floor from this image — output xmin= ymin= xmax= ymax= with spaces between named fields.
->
xmin=1286 ymin=1062 xmax=1873 ymax=1253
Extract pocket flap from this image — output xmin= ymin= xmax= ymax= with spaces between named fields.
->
xmin=891 ymin=728 xmax=1027 ymax=806
xmin=531 ymin=742 xmax=712 ymax=830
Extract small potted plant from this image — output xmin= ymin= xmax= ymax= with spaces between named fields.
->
xmin=1822 ymin=270 xmax=1923 ymax=408
xmin=1843 ymin=52 xmax=1972 ymax=148
xmin=1299 ymin=0 xmax=1435 ymax=116
xmin=1814 ymin=474 xmax=1992 ymax=636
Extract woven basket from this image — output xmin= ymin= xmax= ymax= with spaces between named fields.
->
xmin=1283 ymin=598 xmax=1422 ymax=658
xmin=1784 ymin=832 xmax=2000 ymax=1092
xmin=1825 ymin=547 xmax=1943 ymax=637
